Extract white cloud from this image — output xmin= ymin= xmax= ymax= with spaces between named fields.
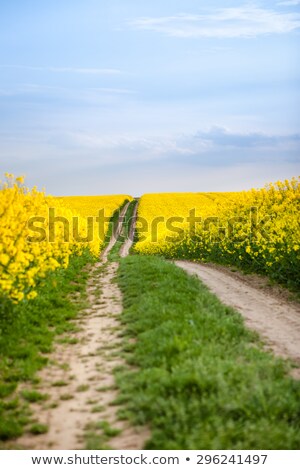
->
xmin=1 ymin=126 xmax=299 ymax=166
xmin=193 ymin=126 xmax=300 ymax=149
xmin=44 ymin=127 xmax=300 ymax=166
xmin=64 ymin=132 xmax=197 ymax=162
xmin=131 ymin=6 xmax=300 ymax=38
xmin=0 ymin=65 xmax=121 ymax=75
xmin=1 ymin=127 xmax=299 ymax=195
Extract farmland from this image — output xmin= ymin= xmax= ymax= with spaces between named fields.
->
xmin=134 ymin=179 xmax=300 ymax=290
xmin=0 ymin=175 xmax=131 ymax=303
xmin=0 ymin=174 xmax=300 ymax=450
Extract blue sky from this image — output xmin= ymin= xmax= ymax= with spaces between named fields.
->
xmin=0 ymin=0 xmax=299 ymax=195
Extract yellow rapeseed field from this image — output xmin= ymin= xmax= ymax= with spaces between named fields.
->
xmin=1 ymin=172 xmax=299 ymax=301
xmin=59 ymin=194 xmax=131 ymax=245
xmin=0 ymin=174 xmax=131 ymax=302
xmin=134 ymin=178 xmax=300 ymax=289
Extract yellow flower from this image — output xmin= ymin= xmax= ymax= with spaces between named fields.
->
xmin=134 ymin=177 xmax=300 ymax=283
xmin=0 ymin=253 xmax=10 ymax=265
xmin=16 ymin=176 xmax=25 ymax=184
xmin=0 ymin=174 xmax=132 ymax=302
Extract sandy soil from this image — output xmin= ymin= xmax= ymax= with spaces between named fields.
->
xmin=119 ymin=202 xmax=138 ymax=258
xmin=175 ymin=260 xmax=300 ymax=378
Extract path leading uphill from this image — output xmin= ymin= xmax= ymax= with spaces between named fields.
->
xmin=12 ymin=199 xmax=300 ymax=450
xmin=175 ymin=260 xmax=300 ymax=378
xmin=101 ymin=202 xmax=130 ymax=262
xmin=119 ymin=202 xmax=138 ymax=258
xmin=15 ymin=201 xmax=149 ymax=450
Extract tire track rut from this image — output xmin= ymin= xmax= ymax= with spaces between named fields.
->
xmin=15 ymin=201 xmax=149 ymax=450
xmin=175 ymin=260 xmax=300 ymax=378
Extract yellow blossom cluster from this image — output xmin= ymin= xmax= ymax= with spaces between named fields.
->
xmin=134 ymin=178 xmax=300 ymax=288
xmin=0 ymin=175 xmax=131 ymax=302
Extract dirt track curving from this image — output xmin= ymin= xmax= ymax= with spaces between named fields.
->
xmin=175 ymin=260 xmax=300 ymax=378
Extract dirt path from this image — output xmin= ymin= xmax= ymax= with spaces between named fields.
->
xmin=101 ymin=202 xmax=130 ymax=262
xmin=15 ymin=204 xmax=149 ymax=450
xmin=16 ymin=198 xmax=300 ymax=449
xmin=175 ymin=261 xmax=300 ymax=377
xmin=119 ymin=202 xmax=138 ymax=258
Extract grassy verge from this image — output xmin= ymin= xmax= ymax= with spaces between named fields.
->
xmin=108 ymin=199 xmax=138 ymax=261
xmin=0 ymin=248 xmax=95 ymax=443
xmin=103 ymin=199 xmax=131 ymax=250
xmin=116 ymin=255 xmax=300 ymax=449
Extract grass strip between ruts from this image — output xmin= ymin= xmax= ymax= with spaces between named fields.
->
xmin=108 ymin=199 xmax=138 ymax=261
xmin=116 ymin=255 xmax=300 ymax=450
xmin=103 ymin=198 xmax=132 ymax=251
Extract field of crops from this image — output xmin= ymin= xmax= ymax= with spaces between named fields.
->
xmin=59 ymin=195 xmax=131 ymax=225
xmin=134 ymin=178 xmax=300 ymax=289
xmin=0 ymin=174 xmax=131 ymax=303
xmin=59 ymin=194 xmax=132 ymax=253
xmin=1 ymin=173 xmax=300 ymax=450
xmin=1 ymin=173 xmax=299 ymax=304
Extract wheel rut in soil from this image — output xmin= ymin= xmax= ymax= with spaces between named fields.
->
xmin=15 ymin=202 xmax=149 ymax=450
xmin=175 ymin=260 xmax=300 ymax=379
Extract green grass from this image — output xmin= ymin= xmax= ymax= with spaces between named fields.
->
xmin=85 ymin=420 xmax=121 ymax=437
xmin=21 ymin=390 xmax=49 ymax=403
xmin=56 ymin=336 xmax=79 ymax=345
xmin=76 ymin=384 xmax=89 ymax=393
xmin=52 ymin=381 xmax=69 ymax=387
xmin=91 ymin=405 xmax=105 ymax=413
xmin=103 ymin=198 xmax=132 ymax=250
xmin=0 ymin=248 xmax=95 ymax=441
xmin=84 ymin=431 xmax=111 ymax=450
xmin=84 ymin=420 xmax=121 ymax=450
xmin=59 ymin=394 xmax=74 ymax=401
xmin=108 ymin=199 xmax=138 ymax=261
xmin=29 ymin=423 xmax=49 ymax=435
xmin=116 ymin=255 xmax=300 ymax=450
xmin=29 ymin=423 xmax=49 ymax=436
